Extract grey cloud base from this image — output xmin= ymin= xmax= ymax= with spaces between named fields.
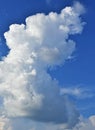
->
xmin=0 ymin=2 xmax=87 ymax=130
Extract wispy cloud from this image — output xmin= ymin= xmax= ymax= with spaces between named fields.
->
xmin=46 ymin=0 xmax=52 ymax=5
xmin=60 ymin=87 xmax=95 ymax=99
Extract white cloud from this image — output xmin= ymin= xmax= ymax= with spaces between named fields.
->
xmin=60 ymin=87 xmax=95 ymax=99
xmin=89 ymin=115 xmax=95 ymax=126
xmin=0 ymin=2 xmax=85 ymax=130
xmin=73 ymin=116 xmax=95 ymax=130
xmin=61 ymin=87 xmax=81 ymax=97
xmin=0 ymin=117 xmax=11 ymax=130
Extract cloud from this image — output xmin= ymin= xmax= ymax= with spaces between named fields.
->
xmin=60 ymin=87 xmax=95 ymax=99
xmin=73 ymin=116 xmax=95 ymax=130
xmin=0 ymin=117 xmax=11 ymax=130
xmin=1 ymin=115 xmax=95 ymax=130
xmin=46 ymin=0 xmax=51 ymax=4
xmin=0 ymin=2 xmax=85 ymax=130
xmin=89 ymin=115 xmax=95 ymax=126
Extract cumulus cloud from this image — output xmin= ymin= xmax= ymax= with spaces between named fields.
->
xmin=0 ymin=2 xmax=85 ymax=130
xmin=73 ymin=116 xmax=95 ymax=130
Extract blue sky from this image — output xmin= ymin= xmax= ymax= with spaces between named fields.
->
xmin=0 ymin=0 xmax=95 ymax=130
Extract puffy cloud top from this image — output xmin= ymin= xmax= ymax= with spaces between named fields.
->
xmin=0 ymin=2 xmax=84 ymax=129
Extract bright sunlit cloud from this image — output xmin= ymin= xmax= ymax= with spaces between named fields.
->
xmin=0 ymin=1 xmax=94 ymax=130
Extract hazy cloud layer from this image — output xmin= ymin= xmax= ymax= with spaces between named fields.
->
xmin=0 ymin=2 xmax=86 ymax=130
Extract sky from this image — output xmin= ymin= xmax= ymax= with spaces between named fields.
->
xmin=0 ymin=0 xmax=95 ymax=130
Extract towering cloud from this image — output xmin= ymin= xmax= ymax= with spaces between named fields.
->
xmin=0 ymin=2 xmax=85 ymax=130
